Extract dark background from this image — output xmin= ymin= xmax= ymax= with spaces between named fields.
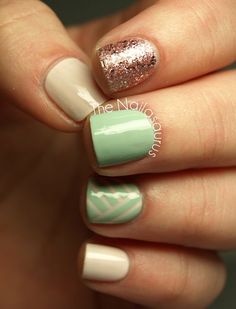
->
xmin=42 ymin=1 xmax=236 ymax=308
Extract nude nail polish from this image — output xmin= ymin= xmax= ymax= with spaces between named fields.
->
xmin=45 ymin=58 xmax=107 ymax=122
xmin=97 ymin=38 xmax=159 ymax=93
xmin=82 ymin=243 xmax=130 ymax=281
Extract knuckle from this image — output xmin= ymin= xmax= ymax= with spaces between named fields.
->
xmin=182 ymin=173 xmax=212 ymax=243
xmin=0 ymin=0 xmax=60 ymax=70
xmin=162 ymin=251 xmax=226 ymax=307
xmin=184 ymin=0 xmax=222 ymax=62
xmin=0 ymin=0 xmax=53 ymax=33
xmin=193 ymin=89 xmax=228 ymax=163
xmin=180 ymin=171 xmax=228 ymax=245
xmin=162 ymin=251 xmax=190 ymax=304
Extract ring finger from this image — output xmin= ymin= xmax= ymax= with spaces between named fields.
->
xmin=81 ymin=168 xmax=236 ymax=250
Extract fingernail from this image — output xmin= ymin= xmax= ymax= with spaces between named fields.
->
xmin=90 ymin=110 xmax=154 ymax=167
xmin=86 ymin=177 xmax=143 ymax=224
xmin=97 ymin=38 xmax=159 ymax=93
xmin=45 ymin=58 xmax=106 ymax=122
xmin=82 ymin=243 xmax=130 ymax=281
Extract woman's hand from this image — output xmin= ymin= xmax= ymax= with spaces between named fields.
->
xmin=78 ymin=0 xmax=236 ymax=308
xmin=1 ymin=0 xmax=236 ymax=308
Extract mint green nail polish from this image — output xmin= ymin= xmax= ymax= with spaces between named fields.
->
xmin=86 ymin=178 xmax=143 ymax=224
xmin=90 ymin=110 xmax=154 ymax=167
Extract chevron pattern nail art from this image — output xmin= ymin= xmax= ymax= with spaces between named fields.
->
xmin=86 ymin=178 xmax=143 ymax=224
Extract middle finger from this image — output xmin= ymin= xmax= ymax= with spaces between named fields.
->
xmin=83 ymin=69 xmax=236 ymax=176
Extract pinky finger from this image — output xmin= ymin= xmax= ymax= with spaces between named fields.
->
xmin=78 ymin=238 xmax=226 ymax=309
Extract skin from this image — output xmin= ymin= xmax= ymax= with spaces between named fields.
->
xmin=0 ymin=0 xmax=236 ymax=308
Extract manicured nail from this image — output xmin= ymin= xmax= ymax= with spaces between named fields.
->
xmin=45 ymin=58 xmax=106 ymax=122
xmin=90 ymin=110 xmax=154 ymax=167
xmin=82 ymin=243 xmax=130 ymax=281
xmin=97 ymin=38 xmax=159 ymax=93
xmin=86 ymin=177 xmax=143 ymax=224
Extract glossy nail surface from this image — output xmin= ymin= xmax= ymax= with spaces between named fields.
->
xmin=45 ymin=58 xmax=106 ymax=121
xmin=90 ymin=110 xmax=154 ymax=167
xmin=86 ymin=177 xmax=143 ymax=224
xmin=97 ymin=38 xmax=159 ymax=93
xmin=82 ymin=243 xmax=130 ymax=281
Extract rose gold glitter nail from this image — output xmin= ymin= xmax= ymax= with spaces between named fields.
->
xmin=97 ymin=38 xmax=159 ymax=93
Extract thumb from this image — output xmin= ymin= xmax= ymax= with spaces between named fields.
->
xmin=0 ymin=0 xmax=107 ymax=131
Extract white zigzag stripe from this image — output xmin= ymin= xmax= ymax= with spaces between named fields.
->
xmin=93 ymin=195 xmax=140 ymax=221
xmin=87 ymin=199 xmax=102 ymax=215
xmin=110 ymin=200 xmax=142 ymax=222
xmin=90 ymin=183 xmax=113 ymax=209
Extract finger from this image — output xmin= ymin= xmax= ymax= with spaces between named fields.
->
xmin=0 ymin=0 xmax=107 ymax=131
xmin=83 ymin=70 xmax=236 ymax=176
xmin=82 ymin=169 xmax=236 ymax=250
xmin=91 ymin=0 xmax=236 ymax=96
xmin=79 ymin=238 xmax=226 ymax=308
